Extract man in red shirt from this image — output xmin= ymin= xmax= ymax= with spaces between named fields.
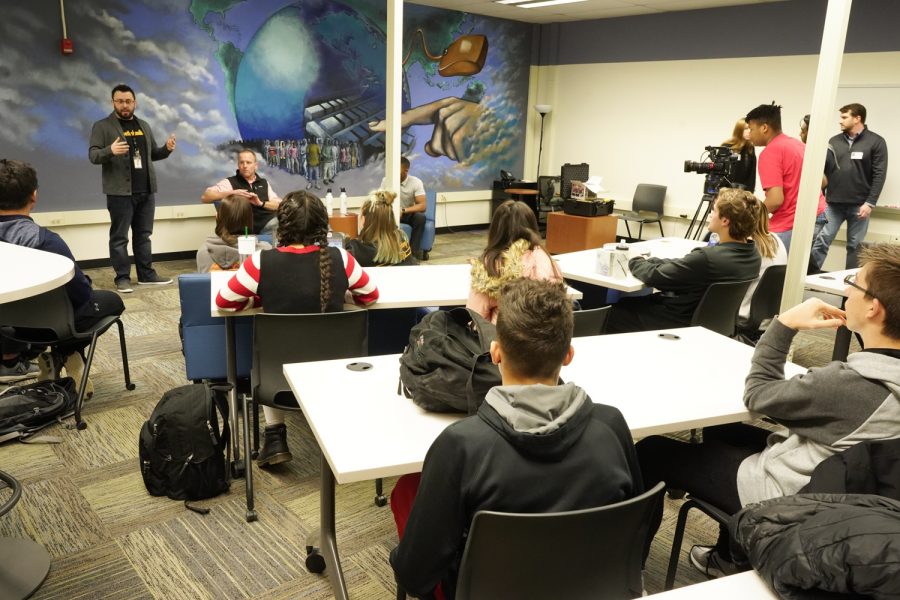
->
xmin=746 ymin=103 xmax=826 ymax=252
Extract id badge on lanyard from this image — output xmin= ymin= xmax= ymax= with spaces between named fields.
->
xmin=133 ymin=148 xmax=143 ymax=170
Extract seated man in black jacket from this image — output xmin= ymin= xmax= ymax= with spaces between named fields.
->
xmin=607 ymin=188 xmax=762 ymax=333
xmin=0 ymin=159 xmax=124 ymax=391
xmin=389 ymin=279 xmax=645 ymax=599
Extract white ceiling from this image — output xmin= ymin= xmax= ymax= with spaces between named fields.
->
xmin=410 ymin=0 xmax=783 ymax=24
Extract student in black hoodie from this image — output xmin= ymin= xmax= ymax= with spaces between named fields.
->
xmin=389 ymin=279 xmax=644 ymax=599
xmin=606 ymin=188 xmax=762 ymax=333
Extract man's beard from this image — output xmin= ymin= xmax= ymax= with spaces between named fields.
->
xmin=115 ymin=108 xmax=133 ymax=119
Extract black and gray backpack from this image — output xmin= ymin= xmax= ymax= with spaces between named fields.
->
xmin=138 ymin=383 xmax=231 ymax=509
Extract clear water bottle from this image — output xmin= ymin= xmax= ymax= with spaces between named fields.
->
xmin=325 ymin=188 xmax=334 ymax=214
xmin=708 ymin=232 xmax=720 ymax=247
xmin=339 ymin=187 xmax=348 ymax=216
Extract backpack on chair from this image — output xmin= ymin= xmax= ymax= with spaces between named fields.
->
xmin=399 ymin=307 xmax=501 ymax=415
xmin=138 ymin=383 xmax=232 ymax=509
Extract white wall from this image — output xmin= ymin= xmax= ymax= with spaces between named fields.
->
xmin=531 ymin=51 xmax=900 ymax=267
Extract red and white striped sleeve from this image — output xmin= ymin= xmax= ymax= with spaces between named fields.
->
xmin=340 ymin=248 xmax=379 ymax=305
xmin=215 ymin=251 xmax=263 ymax=311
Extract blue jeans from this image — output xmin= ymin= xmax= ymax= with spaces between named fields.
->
xmin=811 ymin=203 xmax=871 ymax=269
xmin=107 ymin=193 xmax=157 ymax=283
xmin=775 ymin=212 xmax=827 ymax=254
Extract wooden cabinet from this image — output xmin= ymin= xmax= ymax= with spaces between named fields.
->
xmin=329 ymin=212 xmax=358 ymax=239
xmin=545 ymin=213 xmax=618 ymax=254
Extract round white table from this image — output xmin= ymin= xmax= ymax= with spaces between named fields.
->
xmin=0 ymin=241 xmax=75 ymax=303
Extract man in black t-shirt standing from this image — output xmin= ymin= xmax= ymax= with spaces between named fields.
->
xmin=89 ymin=84 xmax=176 ymax=293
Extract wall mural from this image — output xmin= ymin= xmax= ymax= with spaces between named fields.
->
xmin=0 ymin=1 xmax=532 ymax=211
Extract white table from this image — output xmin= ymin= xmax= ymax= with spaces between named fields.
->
xmin=207 ymin=265 xmax=582 ymax=477
xmin=554 ymin=237 xmax=706 ymax=292
xmin=805 ymin=268 xmax=858 ymax=361
xmin=0 ymin=242 xmax=73 ymax=599
xmin=285 ymin=326 xmax=805 ymax=599
xmin=648 ymin=571 xmax=776 ymax=598
xmin=0 ymin=241 xmax=74 ymax=303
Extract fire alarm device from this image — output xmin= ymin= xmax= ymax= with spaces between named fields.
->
xmin=60 ymin=38 xmax=74 ymax=55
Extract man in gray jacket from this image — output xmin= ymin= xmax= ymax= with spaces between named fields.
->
xmin=89 ymin=84 xmax=176 ymax=293
xmin=637 ymin=242 xmax=900 ymax=579
xmin=812 ymin=103 xmax=888 ymax=270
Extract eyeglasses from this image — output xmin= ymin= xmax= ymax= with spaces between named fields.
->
xmin=844 ymin=272 xmax=877 ymax=300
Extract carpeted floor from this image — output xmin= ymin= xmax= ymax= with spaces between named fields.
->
xmin=0 ymin=229 xmax=856 ymax=599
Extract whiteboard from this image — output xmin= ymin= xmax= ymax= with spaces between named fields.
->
xmin=835 ymin=85 xmax=897 ymax=206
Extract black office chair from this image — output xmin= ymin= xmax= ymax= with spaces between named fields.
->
xmin=665 ymin=495 xmax=730 ymax=590
xmin=0 ymin=286 xmax=134 ymax=430
xmin=573 ymin=306 xmax=611 ymax=337
xmin=536 ymin=175 xmax=562 ymax=230
xmin=243 ymin=310 xmax=379 ymax=522
xmin=397 ymin=482 xmax=666 ymax=600
xmin=690 ymin=279 xmax=755 ymax=338
xmin=735 ymin=265 xmax=787 ymax=345
xmin=620 ymin=184 xmax=666 ymax=240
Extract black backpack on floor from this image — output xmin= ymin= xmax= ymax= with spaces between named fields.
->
xmin=139 ymin=383 xmax=231 ymax=506
xmin=399 ymin=307 xmax=501 ymax=415
xmin=0 ymin=377 xmax=78 ymax=443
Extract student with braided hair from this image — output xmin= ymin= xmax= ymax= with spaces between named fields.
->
xmin=345 ymin=189 xmax=418 ymax=267
xmin=216 ymin=190 xmax=378 ymax=465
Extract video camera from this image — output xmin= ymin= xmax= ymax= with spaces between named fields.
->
xmin=684 ymin=146 xmax=739 ymax=196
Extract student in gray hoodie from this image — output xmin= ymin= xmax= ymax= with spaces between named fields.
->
xmin=637 ymin=242 xmax=900 ymax=579
xmin=196 ymin=195 xmax=271 ymax=273
xmin=390 ymin=279 xmax=645 ymax=599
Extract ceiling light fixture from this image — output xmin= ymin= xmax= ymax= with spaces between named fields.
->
xmin=518 ymin=0 xmax=588 ymax=8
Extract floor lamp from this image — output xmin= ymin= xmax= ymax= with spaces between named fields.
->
xmin=534 ymin=104 xmax=552 ymax=181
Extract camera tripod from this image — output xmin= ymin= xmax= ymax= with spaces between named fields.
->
xmin=684 ymin=193 xmax=716 ymax=240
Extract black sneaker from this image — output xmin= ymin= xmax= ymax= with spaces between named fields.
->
xmin=257 ymin=423 xmax=292 ymax=467
xmin=137 ymin=275 xmax=173 ymax=285
xmin=115 ymin=279 xmax=134 ymax=293
xmin=689 ymin=545 xmax=741 ymax=579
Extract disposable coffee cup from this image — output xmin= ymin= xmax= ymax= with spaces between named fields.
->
xmin=237 ymin=234 xmax=257 ymax=261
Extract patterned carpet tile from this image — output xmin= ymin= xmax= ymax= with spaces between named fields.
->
xmin=119 ymin=492 xmax=310 ymax=599
xmin=2 ymin=477 xmax=107 ymax=558
xmin=79 ymin=469 xmax=194 ymax=539
xmin=284 ymin=478 xmax=399 ymax=558
xmin=52 ymin=405 xmax=148 ymax=472
xmin=32 ymin=541 xmax=153 ymax=600
xmin=0 ymin=437 xmax=68 ymax=485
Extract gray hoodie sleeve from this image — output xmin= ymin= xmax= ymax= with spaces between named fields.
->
xmin=744 ymin=319 xmax=888 ymax=445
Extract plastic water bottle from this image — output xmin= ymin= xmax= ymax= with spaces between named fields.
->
xmin=339 ymin=187 xmax=348 ymax=216
xmin=325 ymin=188 xmax=334 ymax=214
xmin=708 ymin=232 xmax=720 ymax=247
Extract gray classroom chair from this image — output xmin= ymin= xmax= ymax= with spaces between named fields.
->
xmin=620 ymin=184 xmax=667 ymax=240
xmin=398 ymin=482 xmax=666 ymax=600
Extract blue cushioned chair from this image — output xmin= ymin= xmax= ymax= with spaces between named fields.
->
xmin=400 ymin=190 xmax=437 ymax=260
xmin=178 ymin=273 xmax=254 ymax=382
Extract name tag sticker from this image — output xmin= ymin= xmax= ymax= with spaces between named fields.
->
xmin=851 ymin=151 xmax=864 ymax=160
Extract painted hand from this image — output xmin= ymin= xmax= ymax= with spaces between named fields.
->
xmin=369 ymin=97 xmax=483 ymax=162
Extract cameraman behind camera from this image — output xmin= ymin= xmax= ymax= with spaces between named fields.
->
xmin=745 ymin=102 xmax=826 ymax=252
xmin=724 ymin=118 xmax=756 ymax=192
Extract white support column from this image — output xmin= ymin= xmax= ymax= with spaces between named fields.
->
xmin=385 ymin=0 xmax=403 ymax=223
xmin=781 ymin=0 xmax=852 ymax=311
